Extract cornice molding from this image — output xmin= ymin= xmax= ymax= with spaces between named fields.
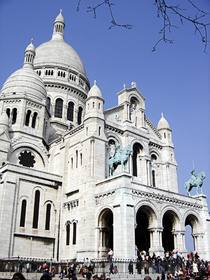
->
xmin=132 ymin=189 xmax=203 ymax=209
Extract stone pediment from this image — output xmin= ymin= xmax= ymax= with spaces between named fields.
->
xmin=145 ymin=115 xmax=161 ymax=139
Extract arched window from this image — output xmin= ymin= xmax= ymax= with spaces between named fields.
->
xmin=31 ymin=112 xmax=38 ymax=128
xmin=77 ymin=107 xmax=83 ymax=125
xmin=25 ymin=110 xmax=31 ymax=126
xmin=80 ymin=153 xmax=82 ymax=166
xmin=66 ymin=223 xmax=70 ymax=245
xmin=45 ymin=203 xmax=51 ymax=230
xmin=47 ymin=97 xmax=51 ymax=112
xmin=73 ymin=222 xmax=77 ymax=245
xmin=151 ymin=154 xmax=157 ymax=187
xmin=76 ymin=150 xmax=78 ymax=168
xmin=6 ymin=108 xmax=10 ymax=118
xmin=33 ymin=190 xmax=40 ymax=229
xmin=132 ymin=143 xmax=143 ymax=177
xmin=152 ymin=170 xmax=156 ymax=187
xmin=55 ymin=98 xmax=63 ymax=118
xmin=20 ymin=199 xmax=27 ymax=227
xmin=71 ymin=158 xmax=73 ymax=169
xmin=12 ymin=108 xmax=17 ymax=124
xmin=67 ymin=102 xmax=74 ymax=121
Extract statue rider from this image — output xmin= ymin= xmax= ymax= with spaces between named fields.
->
xmin=190 ymin=168 xmax=198 ymax=185
xmin=114 ymin=142 xmax=121 ymax=158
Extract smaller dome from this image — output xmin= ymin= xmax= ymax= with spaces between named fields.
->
xmin=1 ymin=68 xmax=47 ymax=101
xmin=25 ymin=39 xmax=35 ymax=53
xmin=157 ymin=113 xmax=170 ymax=130
xmin=54 ymin=9 xmax=65 ymax=24
xmin=88 ymin=81 xmax=103 ymax=98
xmin=1 ymin=41 xmax=47 ymax=101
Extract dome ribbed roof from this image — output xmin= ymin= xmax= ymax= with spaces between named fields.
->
xmin=54 ymin=9 xmax=65 ymax=24
xmin=157 ymin=113 xmax=170 ymax=130
xmin=34 ymin=40 xmax=86 ymax=76
xmin=1 ymin=40 xmax=47 ymax=101
xmin=88 ymin=81 xmax=103 ymax=98
xmin=34 ymin=10 xmax=86 ymax=77
xmin=1 ymin=67 xmax=47 ymax=100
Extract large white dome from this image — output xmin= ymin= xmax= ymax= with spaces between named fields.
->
xmin=34 ymin=10 xmax=86 ymax=77
xmin=34 ymin=39 xmax=86 ymax=76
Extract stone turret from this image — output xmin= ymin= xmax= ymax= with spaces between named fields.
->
xmin=157 ymin=113 xmax=173 ymax=145
xmin=157 ymin=113 xmax=178 ymax=192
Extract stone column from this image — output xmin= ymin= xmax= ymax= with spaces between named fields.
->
xmin=148 ymin=227 xmax=164 ymax=258
xmin=193 ymin=233 xmax=204 ymax=256
xmin=172 ymin=230 xmax=186 ymax=253
xmin=75 ymin=109 xmax=78 ymax=124
xmin=113 ymin=186 xmax=135 ymax=258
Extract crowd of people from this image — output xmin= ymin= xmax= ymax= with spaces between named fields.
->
xmin=6 ymin=249 xmax=210 ymax=280
xmin=133 ymin=250 xmax=210 ymax=279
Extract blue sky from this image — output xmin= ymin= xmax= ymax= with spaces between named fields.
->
xmin=0 ymin=0 xmax=210 ymax=253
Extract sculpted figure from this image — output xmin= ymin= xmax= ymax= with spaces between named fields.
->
xmin=185 ymin=169 xmax=206 ymax=196
xmin=190 ymin=168 xmax=198 ymax=184
xmin=109 ymin=143 xmax=132 ymax=176
xmin=130 ymin=104 xmax=137 ymax=126
xmin=113 ymin=142 xmax=122 ymax=158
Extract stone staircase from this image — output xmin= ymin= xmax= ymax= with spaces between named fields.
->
xmin=0 ymin=272 xmax=161 ymax=280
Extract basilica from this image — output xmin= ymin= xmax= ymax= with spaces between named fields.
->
xmin=0 ymin=11 xmax=209 ymax=262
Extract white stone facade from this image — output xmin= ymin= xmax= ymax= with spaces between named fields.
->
xmin=0 ymin=11 xmax=209 ymax=262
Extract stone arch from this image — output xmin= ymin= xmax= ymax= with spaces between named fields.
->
xmin=129 ymin=94 xmax=141 ymax=108
xmin=107 ymin=135 xmax=122 ymax=159
xmin=19 ymin=198 xmax=27 ymax=228
xmin=65 ymin=220 xmax=71 ymax=246
xmin=135 ymin=203 xmax=158 ymax=252
xmin=10 ymin=142 xmax=48 ymax=168
xmin=77 ymin=106 xmax=83 ymax=125
xmin=161 ymin=207 xmax=181 ymax=252
xmin=98 ymin=207 xmax=114 ymax=252
xmin=67 ymin=101 xmax=74 ymax=121
xmin=183 ymin=210 xmax=202 ymax=253
xmin=129 ymin=96 xmax=138 ymax=126
xmin=131 ymin=142 xmax=144 ymax=177
xmin=149 ymin=150 xmax=161 ymax=187
xmin=54 ymin=98 xmax=64 ymax=118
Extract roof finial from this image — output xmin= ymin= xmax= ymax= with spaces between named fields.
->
xmin=23 ymin=39 xmax=35 ymax=68
xmin=31 ymin=38 xmax=33 ymax=44
xmin=161 ymin=112 xmax=164 ymax=118
xmin=52 ymin=10 xmax=65 ymax=40
xmin=94 ymin=80 xmax=97 ymax=86
xmin=131 ymin=81 xmax=136 ymax=88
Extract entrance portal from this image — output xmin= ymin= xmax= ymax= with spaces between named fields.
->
xmin=98 ymin=209 xmax=113 ymax=250
xmin=162 ymin=212 xmax=174 ymax=252
xmin=135 ymin=209 xmax=150 ymax=251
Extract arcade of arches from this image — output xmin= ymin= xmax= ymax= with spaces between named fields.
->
xmin=98 ymin=206 xmax=201 ymax=257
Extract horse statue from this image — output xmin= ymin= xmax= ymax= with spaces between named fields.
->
xmin=184 ymin=170 xmax=206 ymax=196
xmin=109 ymin=144 xmax=132 ymax=176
